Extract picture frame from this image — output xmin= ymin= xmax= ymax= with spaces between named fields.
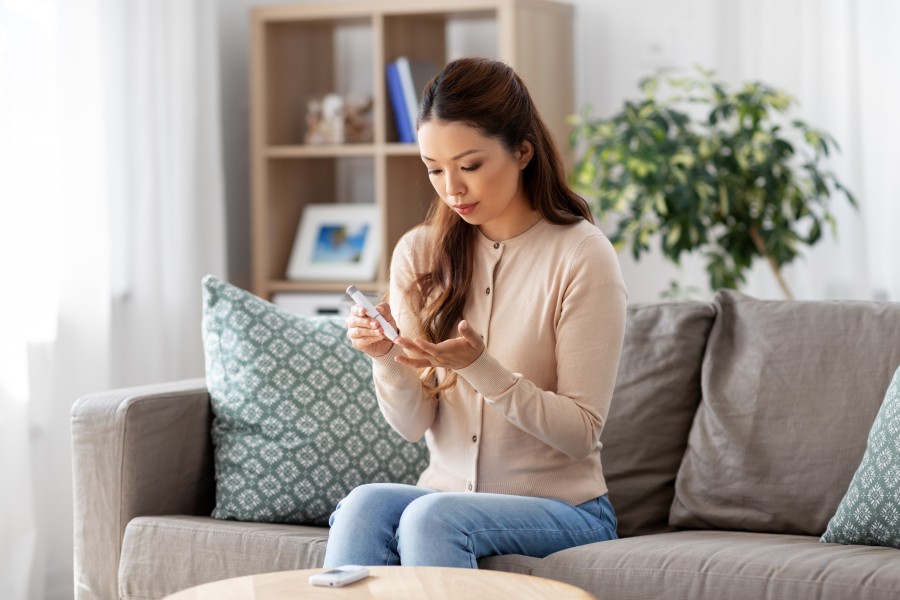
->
xmin=286 ymin=203 xmax=381 ymax=282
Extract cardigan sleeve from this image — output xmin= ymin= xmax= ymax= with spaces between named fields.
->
xmin=455 ymin=233 xmax=627 ymax=460
xmin=370 ymin=230 xmax=438 ymax=442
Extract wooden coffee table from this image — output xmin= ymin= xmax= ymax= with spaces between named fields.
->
xmin=163 ymin=566 xmax=596 ymax=599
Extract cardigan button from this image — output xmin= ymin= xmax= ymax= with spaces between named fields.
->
xmin=485 ymin=287 xmax=491 ymax=295
xmin=493 ymin=242 xmax=500 ymax=249
xmin=466 ymin=483 xmax=473 ymax=491
xmin=472 ymin=435 xmax=478 ymax=443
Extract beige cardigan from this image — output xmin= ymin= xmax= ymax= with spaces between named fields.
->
xmin=372 ymin=218 xmax=627 ymax=506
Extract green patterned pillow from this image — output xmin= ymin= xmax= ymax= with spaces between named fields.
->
xmin=821 ymin=366 xmax=900 ymax=547
xmin=201 ymin=275 xmax=429 ymax=525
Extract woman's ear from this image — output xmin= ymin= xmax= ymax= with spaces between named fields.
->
xmin=516 ymin=141 xmax=534 ymax=169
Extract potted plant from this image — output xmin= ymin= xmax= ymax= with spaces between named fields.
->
xmin=569 ymin=68 xmax=856 ymax=299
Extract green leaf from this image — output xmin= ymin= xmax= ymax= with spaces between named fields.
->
xmin=807 ymin=218 xmax=822 ymax=244
xmin=640 ymin=75 xmax=660 ymax=98
xmin=665 ymin=223 xmax=682 ymax=247
xmin=654 ymin=192 xmax=668 ymax=216
xmin=718 ymin=182 xmax=729 ymax=215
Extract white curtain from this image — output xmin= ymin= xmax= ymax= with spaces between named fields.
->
xmin=0 ymin=0 xmax=226 ymax=597
xmin=104 ymin=0 xmax=227 ymax=385
xmin=855 ymin=0 xmax=900 ymax=301
xmin=722 ymin=0 xmax=900 ymax=301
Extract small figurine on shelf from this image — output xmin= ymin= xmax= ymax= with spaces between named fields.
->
xmin=320 ymin=93 xmax=345 ymax=143
xmin=304 ymin=93 xmax=373 ymax=145
xmin=304 ymin=97 xmax=326 ymax=144
xmin=343 ymin=92 xmax=373 ymax=143
xmin=305 ymin=93 xmax=344 ymax=144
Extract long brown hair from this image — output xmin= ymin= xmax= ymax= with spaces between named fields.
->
xmin=412 ymin=57 xmax=592 ymax=396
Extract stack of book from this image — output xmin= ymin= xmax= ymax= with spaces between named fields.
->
xmin=386 ymin=56 xmax=439 ymax=143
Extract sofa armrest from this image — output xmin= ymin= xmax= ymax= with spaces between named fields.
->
xmin=71 ymin=378 xmax=215 ymax=600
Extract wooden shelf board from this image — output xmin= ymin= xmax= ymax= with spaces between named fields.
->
xmin=271 ymin=280 xmax=383 ymax=294
xmin=383 ymin=143 xmax=421 ymax=156
xmin=267 ymin=144 xmax=377 ymax=158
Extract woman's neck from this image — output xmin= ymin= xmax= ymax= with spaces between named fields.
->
xmin=478 ymin=209 xmax=542 ymax=242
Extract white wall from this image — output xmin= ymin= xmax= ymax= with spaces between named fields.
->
xmin=217 ymin=0 xmax=878 ymax=302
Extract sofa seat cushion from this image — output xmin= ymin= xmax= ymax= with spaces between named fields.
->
xmin=118 ymin=515 xmax=328 ymax=600
xmin=533 ymin=530 xmax=900 ymax=600
xmin=117 ymin=515 xmax=538 ymax=599
xmin=478 ymin=554 xmax=541 ymax=575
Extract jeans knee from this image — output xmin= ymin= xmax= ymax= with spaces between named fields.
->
xmin=397 ymin=494 xmax=477 ymax=567
xmin=398 ymin=493 xmax=463 ymax=535
xmin=331 ymin=483 xmax=431 ymax=528
xmin=343 ymin=482 xmax=395 ymax=505
xmin=330 ymin=483 xmax=399 ymax=526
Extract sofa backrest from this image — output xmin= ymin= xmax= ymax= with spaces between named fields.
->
xmin=601 ymin=300 xmax=716 ymax=537
xmin=671 ymin=290 xmax=900 ymax=535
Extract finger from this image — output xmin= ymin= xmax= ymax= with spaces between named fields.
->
xmin=347 ymin=313 xmax=383 ymax=331
xmin=349 ymin=325 xmax=379 ymax=340
xmin=353 ymin=305 xmax=376 ymax=319
xmin=398 ymin=336 xmax=440 ymax=358
xmin=374 ymin=302 xmax=399 ymax=330
xmin=346 ymin=317 xmax=366 ymax=330
xmin=457 ymin=320 xmax=483 ymax=349
xmin=393 ymin=335 xmax=421 ymax=352
xmin=392 ymin=339 xmax=430 ymax=362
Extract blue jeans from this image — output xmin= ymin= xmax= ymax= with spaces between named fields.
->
xmin=322 ymin=483 xmax=618 ymax=568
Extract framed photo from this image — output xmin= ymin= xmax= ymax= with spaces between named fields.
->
xmin=286 ymin=203 xmax=381 ymax=281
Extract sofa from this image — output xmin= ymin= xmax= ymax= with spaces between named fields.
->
xmin=72 ymin=289 xmax=900 ymax=600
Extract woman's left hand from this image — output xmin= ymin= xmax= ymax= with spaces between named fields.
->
xmin=394 ymin=320 xmax=484 ymax=370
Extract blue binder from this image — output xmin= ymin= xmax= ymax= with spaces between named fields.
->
xmin=386 ymin=62 xmax=415 ymax=143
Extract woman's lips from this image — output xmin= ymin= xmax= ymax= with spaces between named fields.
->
xmin=452 ymin=203 xmax=477 ymax=216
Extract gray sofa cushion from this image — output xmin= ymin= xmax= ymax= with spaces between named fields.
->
xmin=118 ymin=515 xmax=328 ymax=600
xmin=671 ymin=290 xmax=900 ymax=535
xmin=534 ymin=530 xmax=900 ymax=600
xmin=601 ymin=301 xmax=716 ymax=537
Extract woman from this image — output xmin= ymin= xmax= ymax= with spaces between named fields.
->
xmin=324 ymin=57 xmax=627 ymax=568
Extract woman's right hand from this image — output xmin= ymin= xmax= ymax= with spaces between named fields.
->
xmin=345 ymin=302 xmax=397 ymax=357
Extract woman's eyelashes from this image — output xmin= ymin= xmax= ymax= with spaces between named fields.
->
xmin=426 ymin=164 xmax=481 ymax=176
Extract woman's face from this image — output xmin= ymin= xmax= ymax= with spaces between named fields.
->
xmin=418 ymin=120 xmax=535 ymax=241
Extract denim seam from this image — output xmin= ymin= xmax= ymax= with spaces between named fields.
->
xmin=466 ymin=521 xmax=617 ymax=558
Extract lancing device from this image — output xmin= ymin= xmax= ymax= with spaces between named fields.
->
xmin=346 ymin=285 xmax=399 ymax=341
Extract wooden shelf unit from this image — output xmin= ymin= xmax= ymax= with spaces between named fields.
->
xmin=250 ymin=0 xmax=574 ymax=300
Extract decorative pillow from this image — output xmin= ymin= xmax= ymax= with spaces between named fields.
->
xmin=201 ymin=275 xmax=429 ymax=525
xmin=671 ymin=290 xmax=900 ymax=535
xmin=601 ymin=301 xmax=716 ymax=538
xmin=821 ymin=366 xmax=900 ymax=547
